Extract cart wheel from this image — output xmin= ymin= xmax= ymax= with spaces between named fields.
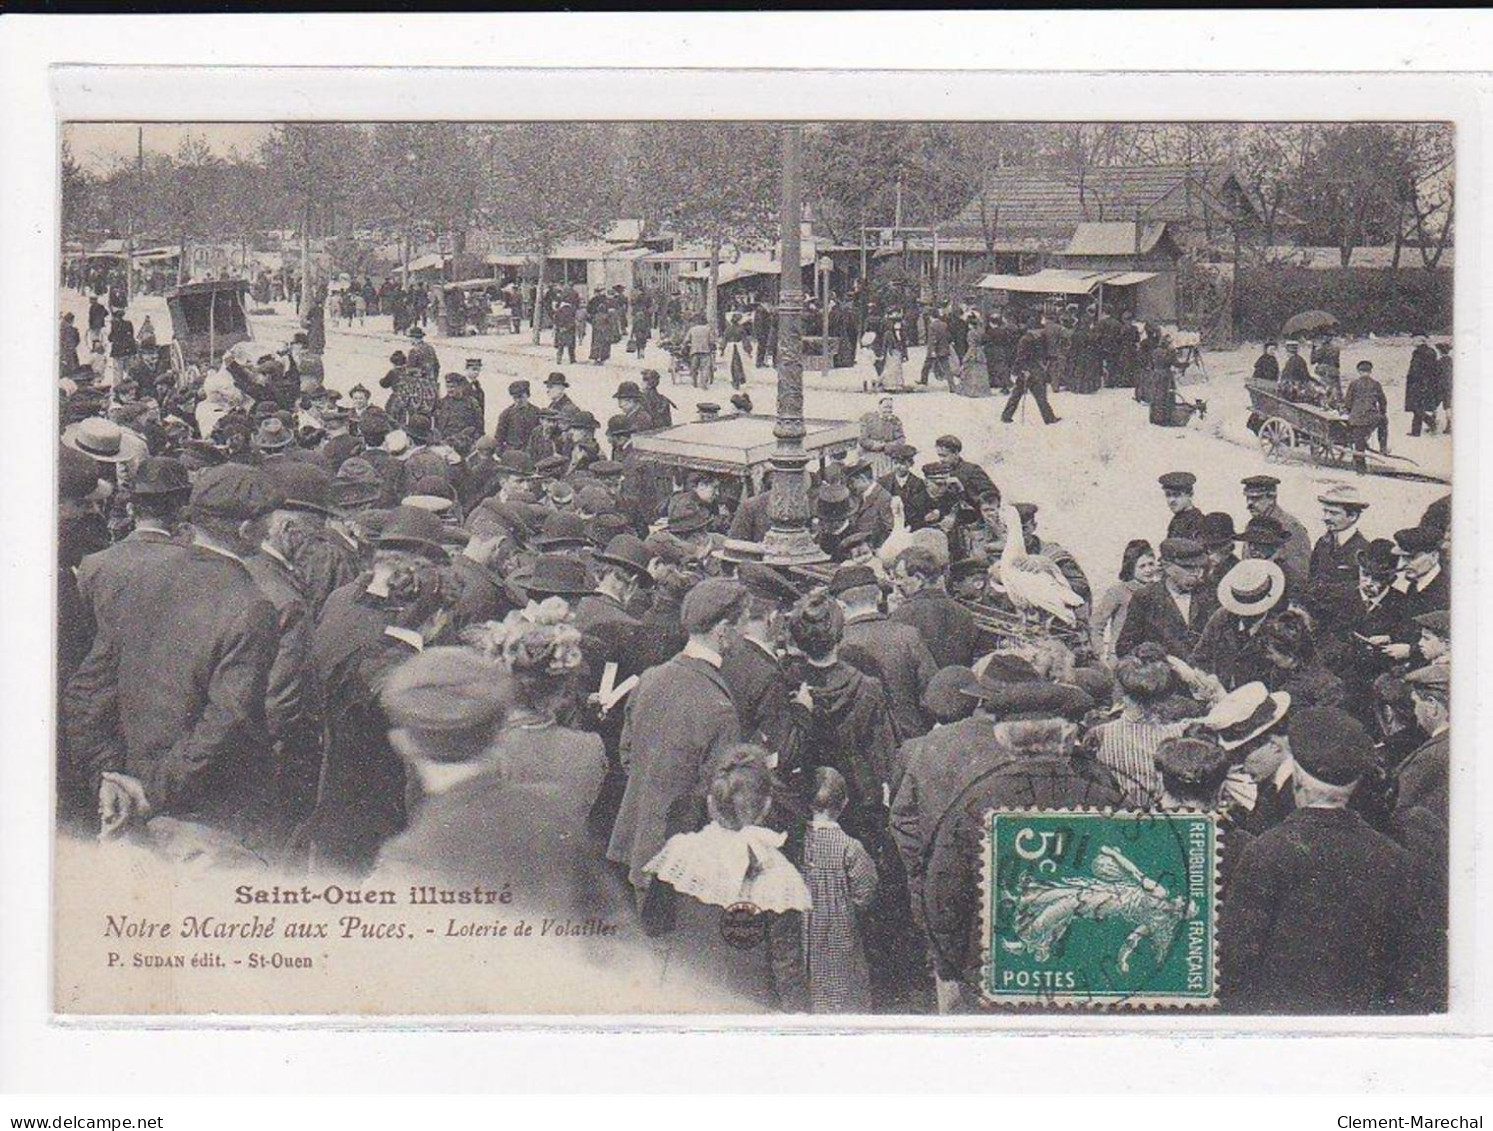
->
xmin=1309 ymin=439 xmax=1345 ymax=467
xmin=1259 ymin=417 xmax=1295 ymax=462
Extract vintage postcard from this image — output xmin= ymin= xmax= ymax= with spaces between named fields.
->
xmin=52 ymin=108 xmax=1455 ymax=1021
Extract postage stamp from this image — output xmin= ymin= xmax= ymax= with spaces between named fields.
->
xmin=981 ymin=810 xmax=1219 ymax=1007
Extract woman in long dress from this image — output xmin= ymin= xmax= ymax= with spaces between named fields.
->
xmin=723 ymin=312 xmax=752 ymax=389
xmin=955 ymin=312 xmax=991 ymax=397
xmin=877 ymin=314 xmax=908 ymax=391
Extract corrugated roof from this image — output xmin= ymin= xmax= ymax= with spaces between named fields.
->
xmin=1063 ymin=222 xmax=1170 ymax=258
xmin=951 ymin=165 xmax=1251 ymax=235
xmin=976 ymin=268 xmax=1156 ymax=295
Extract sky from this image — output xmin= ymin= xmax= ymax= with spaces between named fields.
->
xmin=63 ymin=123 xmax=275 ymax=173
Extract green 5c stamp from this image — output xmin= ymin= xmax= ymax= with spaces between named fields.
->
xmin=982 ymin=810 xmax=1218 ymax=1007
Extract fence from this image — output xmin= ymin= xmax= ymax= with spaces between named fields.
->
xmin=1235 ymin=265 xmax=1453 ymax=340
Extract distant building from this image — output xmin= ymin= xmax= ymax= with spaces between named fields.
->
xmin=1054 ymin=221 xmax=1183 ymax=322
xmin=946 ymin=164 xmax=1260 ymax=246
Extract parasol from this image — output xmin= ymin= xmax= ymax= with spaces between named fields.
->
xmin=1281 ymin=310 xmax=1339 ymax=337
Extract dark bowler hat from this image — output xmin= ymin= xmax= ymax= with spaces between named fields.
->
xmin=887 ymin=442 xmax=918 ymax=463
xmin=1198 ymin=511 xmax=1238 ymax=546
xmin=252 ymin=418 xmax=293 ymax=453
xmin=544 ymin=371 xmax=569 ymax=388
xmin=1158 ymin=471 xmax=1196 ymax=492
xmin=515 ymin=554 xmax=597 ymax=598
xmin=737 ymin=562 xmax=802 ymax=607
xmin=265 ymin=461 xmax=334 ymax=516
xmin=508 ymin=380 xmax=531 ymax=397
xmin=593 ymin=533 xmax=654 ymax=583
xmin=1356 ymin=538 xmax=1400 ymax=577
xmin=1159 ymin=538 xmax=1207 ymax=567
xmin=828 ymin=563 xmax=879 ymax=595
xmin=1241 ymin=474 xmax=1281 ymax=496
xmin=131 ymin=456 xmax=191 ymax=498
xmin=333 ymin=458 xmax=382 ymax=509
xmin=666 ymin=495 xmax=712 ymax=536
xmin=190 ymin=464 xmax=284 ymax=522
xmin=567 ymin=411 xmax=600 ymax=431
xmin=816 ymin=483 xmax=853 ymax=522
xmin=588 ymin=513 xmax=633 ymax=547
xmin=961 ymin=653 xmax=1042 ymax=701
xmin=1394 ymin=525 xmax=1441 ymax=555
xmin=532 ymin=511 xmax=591 ymax=550
xmin=613 ymin=380 xmax=642 ymax=400
xmin=376 ymin=505 xmax=450 ymax=562
xmin=1242 ymin=516 xmax=1289 ymax=549
xmin=1356 ymin=360 xmax=1374 ymax=373
xmin=1289 ymin=707 xmax=1372 ymax=786
xmin=408 ymin=326 xmax=425 ymax=339
xmin=498 ymin=450 xmax=536 ymax=478
xmin=606 ymin=414 xmax=634 ymax=437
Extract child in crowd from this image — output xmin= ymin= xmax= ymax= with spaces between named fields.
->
xmin=802 ymin=767 xmax=879 ymax=1013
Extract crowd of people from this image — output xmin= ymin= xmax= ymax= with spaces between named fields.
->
xmin=55 ymin=300 xmax=1451 ymax=1016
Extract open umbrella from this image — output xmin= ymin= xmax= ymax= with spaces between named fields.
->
xmin=1281 ymin=310 xmax=1339 ymax=337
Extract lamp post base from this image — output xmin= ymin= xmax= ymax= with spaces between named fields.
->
xmin=760 ymin=527 xmax=829 ymax=568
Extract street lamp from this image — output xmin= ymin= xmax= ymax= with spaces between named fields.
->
xmin=762 ymin=123 xmax=828 ymax=567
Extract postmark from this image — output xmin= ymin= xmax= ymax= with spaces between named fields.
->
xmin=981 ymin=809 xmax=1219 ymax=1007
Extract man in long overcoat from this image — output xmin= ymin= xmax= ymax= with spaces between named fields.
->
xmin=63 ymin=465 xmax=281 ymax=847
xmin=608 ymin=578 xmax=746 ymax=893
xmin=1404 ymin=334 xmax=1441 ymax=437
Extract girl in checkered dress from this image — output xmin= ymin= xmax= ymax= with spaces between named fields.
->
xmin=802 ymin=768 xmax=880 ymax=1013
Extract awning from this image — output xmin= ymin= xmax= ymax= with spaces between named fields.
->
xmin=1101 ymin=271 xmax=1158 ymax=287
xmin=403 ymin=253 xmax=446 ymax=273
xmin=976 ymin=268 xmax=1112 ymax=296
xmin=976 ymin=268 xmax=1157 ymax=295
xmin=484 ymin=253 xmax=531 ymax=267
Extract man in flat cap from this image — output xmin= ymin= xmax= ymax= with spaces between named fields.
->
xmin=1115 ymin=537 xmax=1212 ymax=659
xmin=63 ymin=465 xmax=282 ymax=856
xmin=638 ymin=368 xmax=675 ymax=429
xmin=1306 ymin=483 xmax=1371 ymax=638
xmin=1242 ymin=474 xmax=1311 ymax=585
xmin=1222 ymin=707 xmax=1435 ymax=1013
xmin=435 ymin=372 xmax=484 ymax=457
xmin=608 ymin=576 xmax=746 ymax=895
xmin=494 ymin=379 xmax=543 ymax=456
xmin=878 ymin=443 xmax=933 ymax=531
xmin=1342 ymin=359 xmax=1389 ymax=470
xmin=1394 ymin=523 xmax=1448 ymax=621
xmin=933 ymin=434 xmax=996 ymax=503
xmin=1158 ymin=471 xmax=1204 ymax=541
xmin=835 ymin=562 xmax=938 ymax=742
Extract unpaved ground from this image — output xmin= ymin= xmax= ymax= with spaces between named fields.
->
xmin=68 ymin=290 xmax=1452 ymax=586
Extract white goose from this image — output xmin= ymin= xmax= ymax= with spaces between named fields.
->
xmin=995 ymin=500 xmax=1085 ymax=626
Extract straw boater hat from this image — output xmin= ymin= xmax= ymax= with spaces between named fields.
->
xmin=1200 ymin=681 xmax=1291 ymax=752
xmin=61 ymin=418 xmax=147 ymax=464
xmin=1216 ymin=558 xmax=1287 ymax=618
xmin=1317 ymin=483 xmax=1369 ymax=510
